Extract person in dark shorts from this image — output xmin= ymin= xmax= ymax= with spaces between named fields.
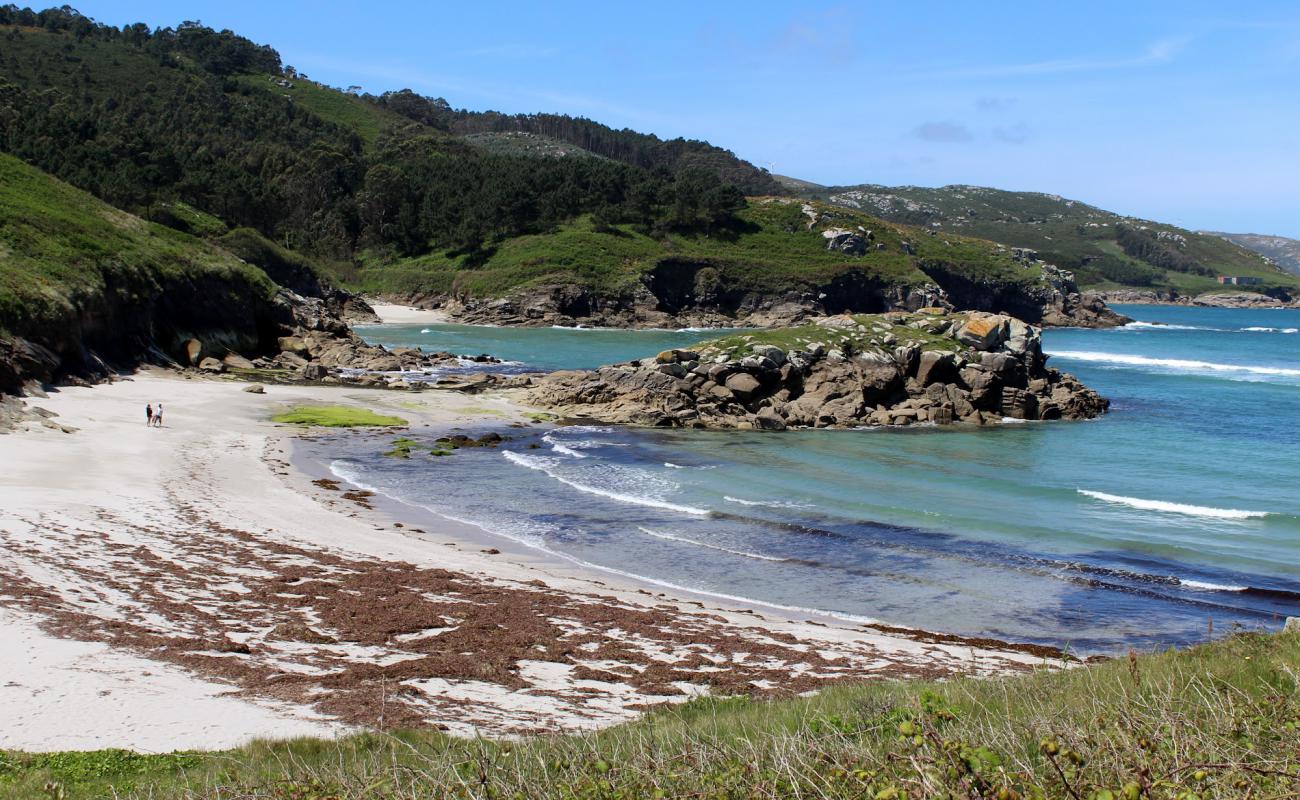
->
xmin=146 ymin=403 xmax=153 ymax=426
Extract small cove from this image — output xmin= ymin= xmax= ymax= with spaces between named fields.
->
xmin=312 ymin=305 xmax=1300 ymax=653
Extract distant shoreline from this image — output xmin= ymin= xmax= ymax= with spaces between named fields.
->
xmin=1098 ymin=290 xmax=1300 ymax=309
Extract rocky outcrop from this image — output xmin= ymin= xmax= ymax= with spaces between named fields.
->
xmin=221 ymin=290 xmax=504 ymax=386
xmin=1093 ymin=288 xmax=1185 ymax=305
xmin=1094 ymin=289 xmax=1299 ymax=308
xmin=399 ymin=257 xmax=1126 ymax=331
xmin=0 ymin=260 xmax=387 ymax=397
xmin=408 ymin=277 xmax=1038 ymax=331
xmin=1191 ymin=291 xmax=1297 ymax=308
xmin=0 ymin=280 xmax=479 ymax=401
xmin=527 ymin=311 xmax=1108 ymax=430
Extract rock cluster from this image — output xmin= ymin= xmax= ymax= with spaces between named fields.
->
xmin=177 ymin=289 xmax=504 ymax=389
xmin=1096 ymin=288 xmax=1298 ymax=309
xmin=528 ymin=311 xmax=1108 ymax=430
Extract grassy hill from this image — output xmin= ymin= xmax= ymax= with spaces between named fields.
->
xmin=352 ymin=197 xmax=1082 ymax=323
xmin=809 ymin=184 xmax=1299 ymax=297
xmin=230 ymin=73 xmax=415 ymax=148
xmin=1 ymin=630 xmax=1295 ymax=798
xmin=0 ymin=9 xmax=775 ymax=268
xmin=0 ymin=152 xmax=300 ymax=391
xmin=1211 ymin=232 xmax=1300 ymax=277
xmin=0 ymin=9 xmax=1134 ymax=328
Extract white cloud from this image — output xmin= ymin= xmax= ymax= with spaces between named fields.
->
xmin=918 ymin=36 xmax=1190 ymax=80
xmin=911 ymin=122 xmax=973 ymax=143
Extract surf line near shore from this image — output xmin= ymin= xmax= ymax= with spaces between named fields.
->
xmin=0 ymin=369 xmax=1055 ymax=752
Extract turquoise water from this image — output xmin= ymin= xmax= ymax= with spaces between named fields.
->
xmin=351 ymin=322 xmax=740 ymax=374
xmin=321 ymin=305 xmax=1300 ymax=653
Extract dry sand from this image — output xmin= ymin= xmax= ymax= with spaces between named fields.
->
xmin=0 ymin=370 xmax=1052 ymax=752
xmin=367 ymin=302 xmax=451 ymax=325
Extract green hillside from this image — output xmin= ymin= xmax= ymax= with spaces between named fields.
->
xmin=0 ymin=8 xmax=1137 ymax=329
xmin=2 ymin=631 xmax=1295 ymax=799
xmin=0 ymin=152 xmax=292 ymax=391
xmin=354 ymin=197 xmax=1077 ymax=322
xmin=810 ymin=184 xmax=1299 ymax=297
xmin=0 ymin=7 xmax=777 ymax=267
xmin=231 ymin=73 xmax=414 ymax=148
xmin=1211 ymin=232 xmax=1300 ymax=277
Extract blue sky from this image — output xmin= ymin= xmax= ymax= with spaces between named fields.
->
xmin=72 ymin=1 xmax=1300 ymax=236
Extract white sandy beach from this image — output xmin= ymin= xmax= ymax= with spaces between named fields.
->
xmin=367 ymin=301 xmax=451 ymax=325
xmin=0 ymin=369 xmax=1050 ymax=753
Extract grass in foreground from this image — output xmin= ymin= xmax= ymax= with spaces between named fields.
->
xmin=271 ymin=405 xmax=408 ymax=427
xmin=1 ymin=631 xmax=1296 ymax=799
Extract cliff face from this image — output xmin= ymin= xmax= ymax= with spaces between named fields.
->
xmin=0 ymin=154 xmax=437 ymax=398
xmin=413 ymin=263 xmax=1127 ymax=331
xmin=370 ymin=198 xmax=1131 ymax=330
xmin=528 ymin=310 xmax=1108 ymax=430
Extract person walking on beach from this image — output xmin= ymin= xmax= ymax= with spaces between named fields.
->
xmin=146 ymin=403 xmax=153 ymax=426
xmin=153 ymin=402 xmax=164 ymax=427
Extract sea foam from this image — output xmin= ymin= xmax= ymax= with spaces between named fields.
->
xmin=1050 ymin=350 xmax=1300 ymax=379
xmin=724 ymin=495 xmax=812 ymax=510
xmin=1121 ymin=321 xmax=1217 ymax=331
xmin=637 ymin=526 xmax=790 ymax=562
xmin=502 ymin=450 xmax=709 ymax=515
xmin=1078 ymin=489 xmax=1270 ymax=520
xmin=1178 ymin=578 xmax=1249 ymax=592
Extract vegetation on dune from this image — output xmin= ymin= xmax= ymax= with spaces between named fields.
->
xmin=809 ymin=184 xmax=1299 ymax=295
xmin=271 ymin=405 xmax=407 ymax=427
xmin=1 ymin=632 xmax=1296 ymax=798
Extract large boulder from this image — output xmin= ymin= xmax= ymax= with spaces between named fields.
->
xmin=184 ymin=339 xmax=203 ymax=366
xmin=751 ymin=344 xmax=787 ymax=366
xmin=277 ymin=336 xmax=309 ymax=356
xmin=825 ymin=231 xmax=868 ymax=256
xmin=955 ymin=314 xmax=1010 ymax=351
xmin=300 ymin=363 xmax=328 ymax=381
xmin=915 ymin=351 xmax=957 ymax=386
xmin=724 ymin=372 xmax=762 ymax=401
xmin=198 ymin=357 xmax=226 ymax=373
xmin=754 ymin=406 xmax=787 ymax=431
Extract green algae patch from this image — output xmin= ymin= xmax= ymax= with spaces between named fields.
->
xmin=383 ymin=437 xmax=418 ymax=458
xmin=272 ymin=405 xmax=407 ymax=428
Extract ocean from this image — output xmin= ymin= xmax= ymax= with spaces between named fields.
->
xmin=316 ymin=305 xmax=1300 ymax=653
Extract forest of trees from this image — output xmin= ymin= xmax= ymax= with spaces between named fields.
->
xmin=373 ymin=90 xmax=781 ymax=195
xmin=0 ymin=6 xmax=754 ymax=265
xmin=1115 ymin=226 xmax=1214 ymax=277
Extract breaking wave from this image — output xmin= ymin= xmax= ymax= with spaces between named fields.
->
xmin=724 ymin=495 xmax=813 ymax=510
xmin=637 ymin=526 xmax=790 ymax=562
xmin=1078 ymin=490 xmax=1270 ymax=520
xmin=1050 ymin=350 xmax=1300 ymax=380
xmin=502 ymin=450 xmax=709 ymax=515
xmin=1121 ymin=321 xmax=1217 ymax=331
